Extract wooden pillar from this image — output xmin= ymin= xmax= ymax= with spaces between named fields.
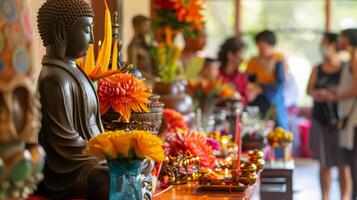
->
xmin=235 ymin=0 xmax=242 ymax=37
xmin=325 ymin=0 xmax=332 ymax=32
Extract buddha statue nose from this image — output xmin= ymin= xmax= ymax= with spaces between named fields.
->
xmin=90 ymin=26 xmax=95 ymax=44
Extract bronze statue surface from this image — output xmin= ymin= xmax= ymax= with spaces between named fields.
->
xmin=36 ymin=0 xmax=108 ymax=199
xmin=127 ymin=15 xmax=155 ymax=81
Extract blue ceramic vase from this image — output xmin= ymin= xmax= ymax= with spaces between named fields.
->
xmin=108 ymin=160 xmax=143 ymax=200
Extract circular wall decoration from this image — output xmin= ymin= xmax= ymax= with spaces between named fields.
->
xmin=0 ymin=31 xmax=4 ymax=54
xmin=12 ymin=47 xmax=29 ymax=73
xmin=0 ymin=0 xmax=17 ymax=22
xmin=0 ymin=59 xmax=4 ymax=73
xmin=20 ymin=9 xmax=32 ymax=41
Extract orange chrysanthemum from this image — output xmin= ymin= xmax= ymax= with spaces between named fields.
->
xmin=165 ymin=129 xmax=215 ymax=169
xmin=162 ymin=108 xmax=188 ymax=133
xmin=97 ymin=73 xmax=151 ymax=121
xmin=171 ymin=0 xmax=204 ymax=24
xmin=188 ymin=79 xmax=234 ymax=100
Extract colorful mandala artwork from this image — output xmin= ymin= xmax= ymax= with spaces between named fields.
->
xmin=20 ymin=9 xmax=32 ymax=41
xmin=12 ymin=47 xmax=29 ymax=73
xmin=0 ymin=0 xmax=17 ymax=22
xmin=0 ymin=31 xmax=4 ymax=54
xmin=0 ymin=59 xmax=4 ymax=73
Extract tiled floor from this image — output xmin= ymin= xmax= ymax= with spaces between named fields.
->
xmin=252 ymin=158 xmax=341 ymax=200
xmin=293 ymin=158 xmax=340 ymax=200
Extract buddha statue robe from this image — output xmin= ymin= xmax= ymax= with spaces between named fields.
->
xmin=37 ymin=56 xmax=109 ymax=199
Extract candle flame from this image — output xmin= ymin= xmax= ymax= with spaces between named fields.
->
xmin=225 ymin=168 xmax=229 ymax=176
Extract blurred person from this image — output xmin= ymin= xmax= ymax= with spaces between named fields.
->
xmin=284 ymin=63 xmax=301 ymax=154
xmin=332 ymin=28 xmax=357 ymax=199
xmin=181 ymin=28 xmax=207 ymax=81
xmin=307 ymin=33 xmax=351 ymax=200
xmin=246 ymin=30 xmax=288 ymax=129
xmin=284 ymin=64 xmax=299 ymax=110
xmin=217 ymin=37 xmax=248 ymax=105
xmin=198 ymin=58 xmax=220 ymax=80
xmin=127 ymin=15 xmax=155 ymax=80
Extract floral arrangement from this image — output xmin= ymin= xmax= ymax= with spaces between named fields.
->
xmin=242 ymin=130 xmax=265 ymax=141
xmin=164 ymin=129 xmax=215 ymax=169
xmin=84 ymin=130 xmax=165 ymax=162
xmin=207 ymin=130 xmax=238 ymax=158
xmin=97 ymin=73 xmax=151 ymax=122
xmin=267 ymin=127 xmax=293 ymax=147
xmin=77 ymin=0 xmax=152 ymax=122
xmin=162 ymin=108 xmax=188 ymax=133
xmin=205 ymin=138 xmax=221 ymax=151
xmin=153 ymin=0 xmax=204 ymax=36
xmin=188 ymin=79 xmax=235 ymax=112
xmin=77 ymin=0 xmax=126 ymax=81
xmin=151 ymin=0 xmax=205 ymax=83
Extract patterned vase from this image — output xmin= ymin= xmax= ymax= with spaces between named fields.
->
xmin=152 ymin=80 xmax=195 ymax=127
xmin=102 ymin=94 xmax=164 ymax=134
xmin=101 ymin=94 xmax=164 ymax=200
xmin=108 ymin=160 xmax=142 ymax=200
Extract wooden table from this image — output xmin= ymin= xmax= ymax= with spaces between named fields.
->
xmin=260 ymin=161 xmax=294 ymax=200
xmin=154 ymin=182 xmax=257 ymax=200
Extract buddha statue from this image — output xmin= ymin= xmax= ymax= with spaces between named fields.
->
xmin=127 ymin=15 xmax=155 ymax=82
xmin=36 ymin=0 xmax=109 ymax=199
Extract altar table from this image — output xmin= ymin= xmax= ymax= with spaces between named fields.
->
xmin=154 ymin=182 xmax=258 ymax=200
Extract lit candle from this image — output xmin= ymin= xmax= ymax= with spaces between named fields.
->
xmin=97 ymin=40 xmax=102 ymax=59
xmin=224 ymin=168 xmax=233 ymax=183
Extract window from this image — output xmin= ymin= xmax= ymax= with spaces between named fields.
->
xmin=203 ymin=0 xmax=235 ymax=58
xmin=332 ymin=0 xmax=357 ymax=31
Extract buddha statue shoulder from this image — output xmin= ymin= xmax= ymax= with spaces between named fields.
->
xmin=36 ymin=0 xmax=108 ymax=199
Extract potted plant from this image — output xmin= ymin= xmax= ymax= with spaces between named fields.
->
xmin=150 ymin=0 xmax=205 ymax=125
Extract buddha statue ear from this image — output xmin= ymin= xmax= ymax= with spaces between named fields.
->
xmin=51 ymin=21 xmax=67 ymax=58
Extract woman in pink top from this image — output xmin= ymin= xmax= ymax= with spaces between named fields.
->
xmin=217 ymin=37 xmax=248 ymax=105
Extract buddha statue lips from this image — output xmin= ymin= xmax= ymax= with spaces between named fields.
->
xmin=36 ymin=0 xmax=109 ymax=199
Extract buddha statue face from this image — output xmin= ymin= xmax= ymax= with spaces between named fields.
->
xmin=37 ymin=0 xmax=94 ymax=59
xmin=133 ymin=15 xmax=151 ymax=37
xmin=66 ymin=17 xmax=94 ymax=59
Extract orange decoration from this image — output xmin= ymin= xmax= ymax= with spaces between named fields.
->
xmin=165 ymin=129 xmax=216 ymax=169
xmin=97 ymin=73 xmax=151 ymax=121
xmin=171 ymin=0 xmax=204 ymax=24
xmin=162 ymin=108 xmax=188 ymax=133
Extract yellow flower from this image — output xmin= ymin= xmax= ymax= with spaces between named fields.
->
xmin=110 ymin=131 xmax=133 ymax=158
xmin=84 ymin=132 xmax=118 ymax=159
xmin=132 ymin=130 xmax=166 ymax=162
xmin=83 ymin=143 xmax=105 ymax=160
xmin=84 ymin=130 xmax=166 ymax=162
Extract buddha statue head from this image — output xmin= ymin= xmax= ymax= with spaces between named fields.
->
xmin=132 ymin=15 xmax=151 ymax=38
xmin=37 ymin=0 xmax=94 ymax=59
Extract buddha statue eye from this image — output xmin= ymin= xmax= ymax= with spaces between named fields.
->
xmin=84 ymin=26 xmax=91 ymax=34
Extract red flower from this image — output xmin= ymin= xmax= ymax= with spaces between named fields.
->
xmin=165 ymin=129 xmax=216 ymax=169
xmin=162 ymin=108 xmax=188 ymax=133
xmin=97 ymin=73 xmax=151 ymax=121
xmin=172 ymin=0 xmax=204 ymax=24
xmin=153 ymin=0 xmax=175 ymax=9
